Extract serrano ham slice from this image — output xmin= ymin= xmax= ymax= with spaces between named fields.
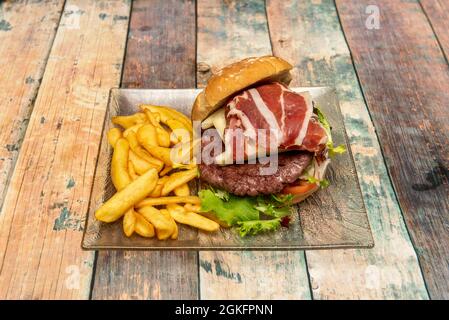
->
xmin=224 ymin=83 xmax=327 ymax=159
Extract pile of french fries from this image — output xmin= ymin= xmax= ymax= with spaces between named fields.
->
xmin=95 ymin=105 xmax=220 ymax=240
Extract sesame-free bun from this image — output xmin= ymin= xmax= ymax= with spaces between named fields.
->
xmin=192 ymin=56 xmax=293 ymax=122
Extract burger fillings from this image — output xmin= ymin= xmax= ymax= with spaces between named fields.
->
xmin=191 ymin=56 xmax=345 ymax=236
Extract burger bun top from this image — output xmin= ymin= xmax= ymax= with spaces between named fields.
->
xmin=192 ymin=56 xmax=293 ymax=122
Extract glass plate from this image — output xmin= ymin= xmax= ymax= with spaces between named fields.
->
xmin=82 ymin=87 xmax=374 ymax=250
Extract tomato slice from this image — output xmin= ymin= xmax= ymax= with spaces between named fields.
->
xmin=282 ymin=180 xmax=317 ymax=195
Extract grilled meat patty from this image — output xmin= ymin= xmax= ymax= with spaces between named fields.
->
xmin=198 ymin=152 xmax=313 ymax=196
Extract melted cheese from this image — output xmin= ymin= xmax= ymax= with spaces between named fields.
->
xmin=201 ymin=108 xmax=226 ymax=140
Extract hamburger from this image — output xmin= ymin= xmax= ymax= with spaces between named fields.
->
xmin=191 ymin=56 xmax=344 ymax=235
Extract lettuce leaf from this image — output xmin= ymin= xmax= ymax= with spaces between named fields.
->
xmin=208 ymin=186 xmax=229 ymax=201
xmin=236 ymin=218 xmax=281 ymax=237
xmin=306 ymin=175 xmax=330 ymax=188
xmin=199 ymin=188 xmax=293 ymax=237
xmin=314 ymin=106 xmax=346 ymax=157
xmin=314 ymin=106 xmax=331 ymax=134
xmin=255 ymin=196 xmax=292 ymax=218
xmin=328 ymin=144 xmax=346 ymax=157
xmin=199 ymin=189 xmax=259 ymax=226
xmin=270 ymin=193 xmax=294 ymax=206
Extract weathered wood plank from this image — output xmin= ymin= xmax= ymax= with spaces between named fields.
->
xmin=267 ymin=0 xmax=429 ymax=299
xmin=91 ymin=0 xmax=199 ymax=300
xmin=197 ymin=0 xmax=311 ymax=300
xmin=336 ymin=0 xmax=449 ymax=299
xmin=420 ymin=0 xmax=449 ymax=60
xmin=0 ymin=0 xmax=64 ymax=213
xmin=0 ymin=0 xmax=130 ymax=299
xmin=121 ymin=0 xmax=196 ymax=89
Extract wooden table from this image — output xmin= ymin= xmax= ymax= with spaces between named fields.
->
xmin=0 ymin=0 xmax=447 ymax=300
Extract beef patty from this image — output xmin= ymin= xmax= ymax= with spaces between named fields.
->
xmin=198 ymin=152 xmax=313 ymax=196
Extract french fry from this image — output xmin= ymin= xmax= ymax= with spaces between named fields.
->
xmin=107 ymin=128 xmax=123 ymax=148
xmin=140 ymin=105 xmax=174 ymax=122
xmin=134 ymin=211 xmax=155 ymax=238
xmin=138 ymin=206 xmax=174 ymax=240
xmin=170 ymin=139 xmax=199 ymax=167
xmin=144 ymin=109 xmax=160 ymax=127
xmin=128 ymin=161 xmax=139 ymax=180
xmin=184 ymin=203 xmax=201 ymax=212
xmin=140 ymin=105 xmax=192 ymax=132
xmin=160 ymin=209 xmax=178 ymax=240
xmin=95 ymin=168 xmax=158 ymax=223
xmin=137 ymin=124 xmax=158 ymax=147
xmin=167 ymin=119 xmax=192 ymax=142
xmin=167 ymin=204 xmax=219 ymax=232
xmin=146 ymin=145 xmax=173 ymax=166
xmin=159 ymin=166 xmax=172 ymax=176
xmin=171 ymin=222 xmax=178 ymax=239
xmin=174 ymin=183 xmax=190 ymax=196
xmin=156 ymin=127 xmax=171 ymax=148
xmin=161 ymin=168 xmax=198 ymax=196
xmin=112 ymin=112 xmax=147 ymax=129
xmin=125 ymin=131 xmax=164 ymax=171
xmin=123 ymin=123 xmax=143 ymax=138
xmin=136 ymin=196 xmax=201 ymax=208
xmin=197 ymin=211 xmax=230 ymax=228
xmin=111 ymin=138 xmax=132 ymax=191
xmin=143 ymin=109 xmax=171 ymax=147
xmin=158 ymin=175 xmax=170 ymax=184
xmin=149 ymin=176 xmax=168 ymax=198
xmin=99 ymin=106 xmax=208 ymax=240
xmin=123 ymin=208 xmax=136 ymax=237
xmin=129 ymin=150 xmax=156 ymax=175
xmin=137 ymin=125 xmax=174 ymax=166
xmin=149 ymin=183 xmax=163 ymax=198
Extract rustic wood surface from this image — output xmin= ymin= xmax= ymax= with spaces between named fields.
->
xmin=197 ymin=0 xmax=311 ymax=299
xmin=1 ymin=0 xmax=448 ymax=299
xmin=420 ymin=0 xmax=449 ymax=60
xmin=0 ymin=0 xmax=130 ymax=299
xmin=337 ymin=0 xmax=449 ymax=299
xmin=91 ymin=0 xmax=199 ymax=300
xmin=0 ymin=0 xmax=64 ymax=223
xmin=267 ymin=0 xmax=428 ymax=299
xmin=120 ymin=0 xmax=196 ymax=89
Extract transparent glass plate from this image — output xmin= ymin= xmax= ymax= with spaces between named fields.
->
xmin=82 ymin=87 xmax=374 ymax=250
